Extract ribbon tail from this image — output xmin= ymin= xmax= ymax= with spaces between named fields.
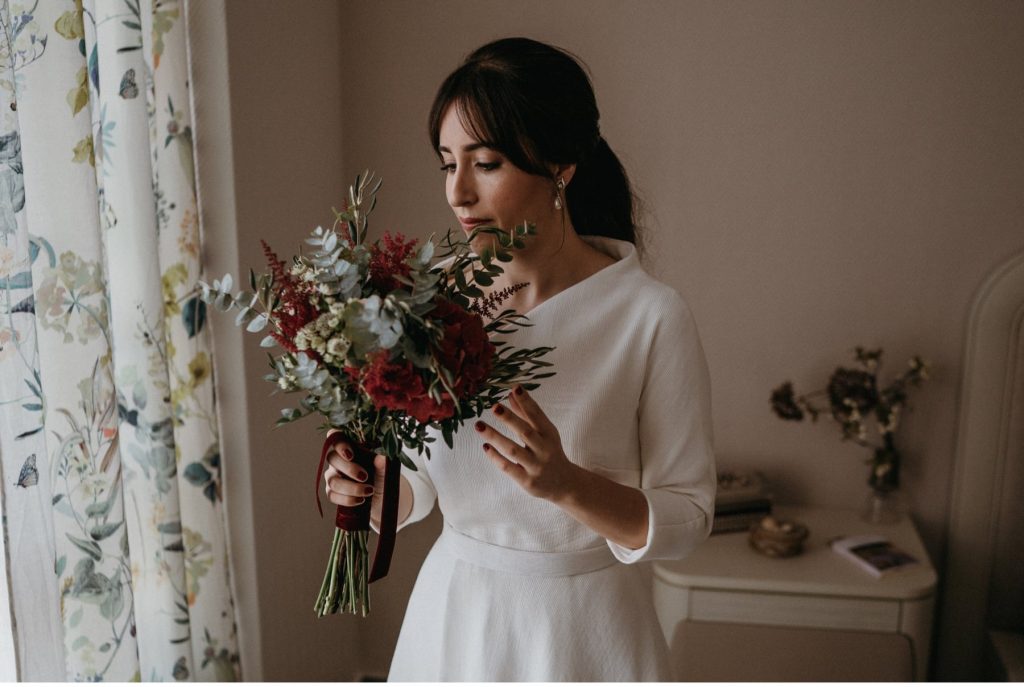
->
xmin=369 ymin=457 xmax=401 ymax=583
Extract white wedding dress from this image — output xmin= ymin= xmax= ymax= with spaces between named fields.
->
xmin=388 ymin=237 xmax=716 ymax=681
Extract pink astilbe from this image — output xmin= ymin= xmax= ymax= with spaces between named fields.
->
xmin=470 ymin=282 xmax=528 ymax=319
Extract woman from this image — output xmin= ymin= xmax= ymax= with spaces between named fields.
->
xmin=323 ymin=37 xmax=716 ymax=681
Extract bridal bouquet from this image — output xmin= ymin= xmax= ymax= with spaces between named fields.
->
xmin=199 ymin=172 xmax=554 ymax=616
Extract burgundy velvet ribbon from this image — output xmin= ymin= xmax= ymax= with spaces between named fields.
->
xmin=316 ymin=434 xmax=402 ymax=583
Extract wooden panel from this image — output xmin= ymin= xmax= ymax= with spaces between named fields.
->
xmin=670 ymin=620 xmax=914 ymax=681
xmin=689 ymin=588 xmax=900 ymax=632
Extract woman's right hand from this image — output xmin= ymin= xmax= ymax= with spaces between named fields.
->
xmin=323 ymin=433 xmax=387 ymax=521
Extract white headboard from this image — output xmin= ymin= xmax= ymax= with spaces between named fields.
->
xmin=936 ymin=250 xmax=1024 ymax=679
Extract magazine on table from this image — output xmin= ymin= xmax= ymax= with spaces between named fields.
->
xmin=830 ymin=534 xmax=920 ymax=578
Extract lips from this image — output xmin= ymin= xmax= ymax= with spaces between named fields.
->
xmin=458 ymin=217 xmax=491 ymax=231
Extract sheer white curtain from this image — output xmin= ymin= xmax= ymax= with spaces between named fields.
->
xmin=0 ymin=0 xmax=239 ymax=679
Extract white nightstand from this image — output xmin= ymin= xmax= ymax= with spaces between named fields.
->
xmin=653 ymin=505 xmax=938 ymax=681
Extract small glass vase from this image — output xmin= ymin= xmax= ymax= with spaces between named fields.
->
xmin=861 ymin=486 xmax=905 ymax=524
xmin=862 ymin=440 xmax=904 ymax=524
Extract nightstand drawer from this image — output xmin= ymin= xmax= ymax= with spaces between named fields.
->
xmin=689 ymin=588 xmax=900 ymax=632
xmin=669 ymin=620 xmax=914 ymax=681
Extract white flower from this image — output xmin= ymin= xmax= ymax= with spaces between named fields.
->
xmin=315 ymin=313 xmax=335 ymax=337
xmin=326 ymin=336 xmax=349 ymax=358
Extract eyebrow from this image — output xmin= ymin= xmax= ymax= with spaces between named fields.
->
xmin=437 ymin=142 xmax=497 ymax=154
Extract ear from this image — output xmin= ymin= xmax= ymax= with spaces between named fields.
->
xmin=552 ymin=163 xmax=577 ymax=187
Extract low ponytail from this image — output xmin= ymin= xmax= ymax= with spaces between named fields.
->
xmin=565 ymin=137 xmax=637 ymax=245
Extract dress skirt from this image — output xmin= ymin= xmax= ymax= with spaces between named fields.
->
xmin=388 ymin=524 xmax=674 ymax=681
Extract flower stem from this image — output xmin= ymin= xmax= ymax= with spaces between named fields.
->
xmin=314 ymin=528 xmax=370 ymax=617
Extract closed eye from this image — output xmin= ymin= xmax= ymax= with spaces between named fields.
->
xmin=439 ymin=161 xmax=502 ymax=174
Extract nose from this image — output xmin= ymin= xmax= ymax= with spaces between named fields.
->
xmin=447 ymin=164 xmax=477 ymax=209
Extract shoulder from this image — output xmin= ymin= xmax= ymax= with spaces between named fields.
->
xmin=579 ymin=235 xmax=702 ymax=338
xmin=611 ymin=252 xmax=697 ymax=331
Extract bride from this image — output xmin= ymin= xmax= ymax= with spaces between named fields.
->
xmin=323 ymin=36 xmax=716 ymax=682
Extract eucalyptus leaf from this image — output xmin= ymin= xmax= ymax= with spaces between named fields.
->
xmin=246 ymin=313 xmax=269 ymax=332
xmin=234 ymin=306 xmax=252 ymax=327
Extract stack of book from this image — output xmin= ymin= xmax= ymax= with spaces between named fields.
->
xmin=713 ymin=470 xmax=773 ymax=534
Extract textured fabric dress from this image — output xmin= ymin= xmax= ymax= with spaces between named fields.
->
xmin=388 ymin=236 xmax=716 ymax=681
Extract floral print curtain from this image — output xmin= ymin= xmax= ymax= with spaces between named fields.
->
xmin=0 ymin=0 xmax=239 ymax=680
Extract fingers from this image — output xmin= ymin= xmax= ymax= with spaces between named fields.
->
xmin=490 ymin=402 xmax=542 ymax=451
xmin=509 ymin=385 xmax=555 ymax=435
xmin=325 ymin=444 xmax=368 ymax=482
xmin=474 ymin=419 xmax=535 ymax=468
xmin=323 ymin=440 xmax=385 ymax=507
xmin=325 ymin=473 xmax=376 ymax=507
xmin=482 ymin=441 xmax=527 ymax=483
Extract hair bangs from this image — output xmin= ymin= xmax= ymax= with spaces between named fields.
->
xmin=429 ymin=66 xmax=548 ymax=177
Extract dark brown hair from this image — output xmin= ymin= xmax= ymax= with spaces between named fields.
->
xmin=428 ymin=37 xmax=638 ymax=245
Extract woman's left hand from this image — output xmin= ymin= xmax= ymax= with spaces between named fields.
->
xmin=475 ymin=386 xmax=581 ymax=502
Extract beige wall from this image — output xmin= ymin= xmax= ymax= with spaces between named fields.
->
xmin=194 ymin=0 xmax=1024 ymax=680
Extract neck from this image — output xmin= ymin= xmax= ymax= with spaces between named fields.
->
xmin=489 ymin=226 xmax=616 ymax=313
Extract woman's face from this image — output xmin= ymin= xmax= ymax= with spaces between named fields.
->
xmin=438 ymin=105 xmax=559 ymax=244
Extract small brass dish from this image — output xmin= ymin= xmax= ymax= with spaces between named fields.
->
xmin=748 ymin=515 xmax=810 ymax=558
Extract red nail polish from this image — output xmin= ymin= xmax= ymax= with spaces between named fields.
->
xmin=343 ymin=448 xmax=353 ymax=460
xmin=494 ymin=405 xmax=505 ymax=415
xmin=482 ymin=443 xmax=491 ymax=451
xmin=475 ymin=421 xmax=485 ymax=432
xmin=515 ymin=386 xmax=524 ymax=396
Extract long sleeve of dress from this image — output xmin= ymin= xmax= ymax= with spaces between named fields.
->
xmin=397 ymin=441 xmax=438 ymax=531
xmin=605 ymin=291 xmax=716 ymax=564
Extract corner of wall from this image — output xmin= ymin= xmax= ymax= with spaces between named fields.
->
xmin=184 ymin=0 xmax=263 ymax=680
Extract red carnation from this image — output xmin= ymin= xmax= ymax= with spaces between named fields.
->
xmin=430 ymin=299 xmax=495 ymax=397
xmin=360 ymin=351 xmax=455 ymax=422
